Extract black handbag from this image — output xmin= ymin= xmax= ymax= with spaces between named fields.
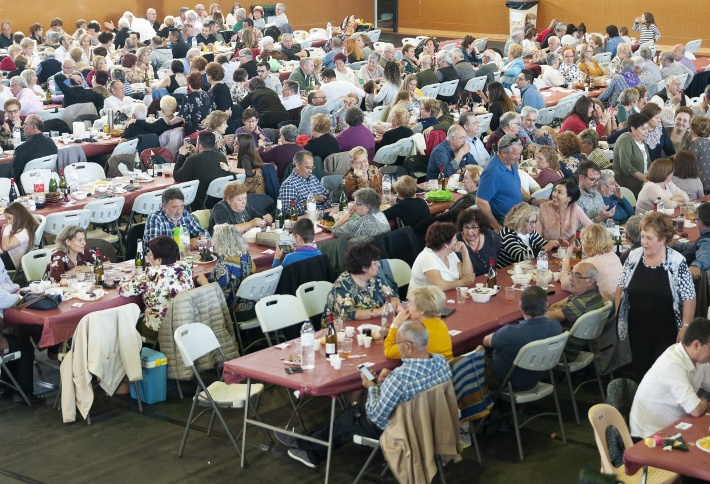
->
xmin=15 ymin=291 xmax=63 ymax=310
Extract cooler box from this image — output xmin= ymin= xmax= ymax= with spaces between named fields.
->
xmin=130 ymin=348 xmax=168 ymax=404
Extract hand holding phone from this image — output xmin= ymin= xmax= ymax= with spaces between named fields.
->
xmin=358 ymin=364 xmax=376 ymax=382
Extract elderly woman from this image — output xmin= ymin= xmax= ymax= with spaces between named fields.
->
xmin=377 ymin=108 xmax=414 ymax=150
xmin=449 ymin=164 xmax=482 ymax=213
xmin=230 ymin=68 xmax=249 ymax=103
xmin=205 ymin=61 xmax=232 ymax=113
xmin=209 ymin=181 xmax=272 ymax=233
xmin=182 ymin=71 xmax=217 ymax=136
xmin=456 ymin=208 xmax=502 ymax=276
xmin=599 ymin=169 xmax=635 ymax=224
xmin=332 ymin=188 xmax=390 ymax=243
xmin=28 ymin=23 xmax=44 ymax=45
xmin=560 ymin=224 xmax=622 ymax=300
xmin=359 ymin=53 xmax=383 ymax=82
xmin=125 ymin=96 xmax=184 ymax=139
xmin=85 ymin=55 xmax=110 ymax=88
xmin=239 ymin=76 xmax=289 ymax=129
xmin=609 ymin=42 xmax=632 ymax=74
xmin=385 ymin=285 xmax=453 ymax=360
xmin=538 ymin=179 xmax=593 ymax=242
xmin=45 ymin=225 xmax=100 ymax=283
xmin=374 ymin=61 xmax=402 ymax=107
xmin=232 ymin=107 xmax=267 ymax=146
xmin=122 ymin=52 xmax=143 ymax=84
xmin=342 ymin=147 xmax=382 ymax=201
xmin=203 ymin=110 xmax=231 ymax=153
xmin=612 ymin=113 xmax=651 ymax=197
xmin=672 ymin=150 xmax=704 ymax=201
xmin=556 ymin=131 xmax=585 ymax=176
xmin=616 ymin=211 xmax=695 ymax=381
xmin=303 ymin=113 xmax=339 ymax=160
xmin=500 ymin=44 xmax=524 ymax=89
xmin=322 ymin=242 xmax=400 ymax=324
xmin=667 ymin=107 xmax=693 ymax=153
xmin=579 ymin=128 xmax=610 ymax=169
xmin=541 ymin=53 xmax=565 ymax=87
xmin=118 ymin=235 xmax=194 ymax=339
xmin=535 ymin=145 xmax=565 ymax=187
xmin=336 ymin=107 xmax=376 ymax=160
xmin=615 ymin=88 xmax=640 ymax=124
xmin=196 ymin=224 xmax=252 ymax=307
xmin=559 ymin=47 xmax=583 ymax=85
xmin=619 ymin=214 xmax=642 ymax=264
xmin=635 ymin=158 xmax=690 ymax=213
xmin=383 ymin=175 xmax=430 ymax=228
xmin=686 ymin=116 xmax=710 ymax=192
xmin=333 ymin=53 xmax=357 ymax=84
xmin=577 ymin=43 xmax=604 ymax=77
xmin=410 ymin=222 xmax=475 ymax=291
xmin=498 ymin=202 xmax=558 ymax=267
xmin=560 ymin=96 xmax=605 ymax=137
xmin=634 ymin=101 xmax=674 ymax=162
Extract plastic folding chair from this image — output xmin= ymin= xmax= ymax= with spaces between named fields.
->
xmin=441 ymin=43 xmax=457 ymax=51
xmin=373 ymin=141 xmax=403 ymax=166
xmin=84 ymin=197 xmax=126 ymax=254
xmin=593 ymin=52 xmax=611 ymax=64
xmin=127 ymin=189 xmax=165 ymax=230
xmin=402 ymin=37 xmax=417 ymax=46
xmin=476 ymin=113 xmax=494 ymax=137
xmin=321 ymin=175 xmax=343 ymax=201
xmin=296 ymin=281 xmax=333 ymax=319
xmin=20 ymin=249 xmax=51 ymax=282
xmin=33 ymin=214 xmax=46 ymax=248
xmin=437 ymin=79 xmax=459 ymax=98
xmin=371 ymin=105 xmax=388 ymax=122
xmin=64 ymin=162 xmax=106 ymax=184
xmin=349 ymin=61 xmax=366 ymax=72
xmin=535 ymin=107 xmax=555 ymax=126
xmin=255 ymin=295 xmax=310 ymax=346
xmin=685 ymin=39 xmax=702 ymax=54
xmin=385 ymin=259 xmax=411 ymax=288
xmin=111 ymin=138 xmax=139 ymax=156
xmin=473 ymin=38 xmax=488 ymax=52
xmin=421 ymin=83 xmax=441 ymax=98
xmin=203 ymin=175 xmax=235 ymax=209
xmin=174 ymin=323 xmax=265 ymax=458
xmin=463 ymin=76 xmax=487 ymax=93
xmin=44 ymin=209 xmax=92 ymax=236
xmin=23 ymin=154 xmax=58 ymax=173
xmin=532 ymin=183 xmax=553 ymax=200
xmin=620 ymin=187 xmax=636 ymax=208
xmin=0 ymin=351 xmax=32 ymax=406
xmin=233 ymin=265 xmax=283 ymax=354
xmin=175 ymin=180 xmax=200 ymax=210
xmin=367 ymin=29 xmax=381 ymax=43
xmin=0 ymin=178 xmax=9 ymax=199
xmin=20 ymin=169 xmax=58 ymax=195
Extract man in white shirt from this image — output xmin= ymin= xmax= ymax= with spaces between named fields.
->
xmin=185 ymin=9 xmax=202 ymax=31
xmin=458 ymin=112 xmax=489 ymax=166
xmin=104 ymin=81 xmax=152 ymax=112
xmin=280 ymin=80 xmax=303 ymax=110
xmin=54 ymin=35 xmax=72 ymax=63
xmin=650 ymin=75 xmax=691 ymax=110
xmin=319 ymin=69 xmax=365 ymax=103
xmin=630 ymin=317 xmax=710 ymax=438
xmin=123 ymin=11 xmax=156 ymax=43
xmin=272 ymin=3 xmax=289 ymax=28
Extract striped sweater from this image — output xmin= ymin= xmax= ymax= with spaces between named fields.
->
xmin=497 ymin=227 xmax=548 ymax=268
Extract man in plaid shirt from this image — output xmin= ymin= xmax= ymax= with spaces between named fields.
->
xmin=142 ymin=187 xmax=208 ymax=248
xmin=278 ymin=150 xmax=331 ymax=216
xmin=275 ymin=320 xmax=452 ymax=468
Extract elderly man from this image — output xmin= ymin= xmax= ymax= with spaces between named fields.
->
xmin=257 ymin=61 xmax=282 ymax=94
xmin=195 ymin=4 xmax=208 ymax=19
xmin=181 ymin=47 xmax=201 ymax=74
xmin=278 ymin=151 xmax=330 ymax=215
xmin=143 ymin=187 xmax=208 ymax=248
xmin=173 ymin=131 xmax=231 ymax=209
xmin=542 ymin=22 xmax=567 ymax=50
xmin=518 ymin=106 xmax=555 ymax=147
xmin=673 ymin=44 xmax=697 ymax=74
xmin=452 ymin=49 xmax=475 ymax=91
xmin=427 ymin=125 xmax=475 ymax=180
xmin=289 ymin=57 xmax=317 ymax=91
xmin=573 ymin=161 xmax=616 ymax=222
xmin=546 ymin=261 xmax=606 ymax=361
xmin=104 ymin=18 xmax=131 ymax=51
xmin=604 ymin=25 xmax=624 ymax=58
xmin=482 ymin=286 xmax=562 ymax=390
xmin=598 ymin=58 xmax=640 ymax=108
xmin=485 ymin=111 xmax=520 ymax=154
xmin=459 ymin=112 xmax=490 ymax=165
xmin=434 ymin=50 xmax=457 ymax=83
xmin=629 ymin=317 xmax=710 ymax=438
xmin=474 ymin=50 xmax=501 ymax=86
xmin=280 ymin=33 xmax=306 ymax=61
xmin=53 ymin=72 xmax=104 ymax=112
xmin=546 ymin=36 xmax=562 ymax=56
xmin=237 ymin=48 xmax=258 ymax=78
xmin=185 ymin=10 xmax=202 ymax=30
xmin=259 ymin=124 xmax=304 ymax=179
xmin=272 ymin=3 xmax=289 ymax=28
xmin=631 ymin=55 xmax=656 ymax=86
xmin=12 ymin=115 xmax=58 ymax=190
xmin=104 ymin=80 xmax=152 ymax=112
xmin=0 ymin=22 xmax=12 ymax=49
xmin=659 ymin=50 xmax=694 ymax=89
xmin=150 ymin=36 xmax=173 ymax=71
xmin=9 ymin=77 xmax=42 ymax=116
xmin=123 ymin=11 xmax=156 ymax=42
xmin=504 ymin=27 xmax=525 ymax=56
xmin=36 ymin=48 xmax=62 ymax=85
xmin=516 ymin=69 xmax=545 ymax=111
xmin=650 ymin=75 xmax=691 ymax=110
xmin=321 ymin=37 xmax=344 ymax=69
xmin=415 ymin=55 xmax=438 ymax=88
xmin=638 ymin=47 xmax=662 ymax=82
xmin=276 ymin=320 xmax=452 ymax=469
xmin=298 ymin=90 xmax=342 ymax=136
xmin=279 ymin=80 xmax=302 ymax=110
xmin=146 ymin=8 xmax=160 ymax=32
xmin=319 ymin=69 xmax=365 ymax=101
xmin=378 ymin=43 xmax=396 ymax=68
xmin=477 ymin=133 xmax=527 ymax=230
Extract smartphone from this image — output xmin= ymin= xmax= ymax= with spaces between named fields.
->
xmin=183 ymin=137 xmax=192 ymax=148
xmin=441 ymin=307 xmax=456 ymax=318
xmin=607 ymin=200 xmax=618 ymax=211
xmin=285 ymin=367 xmax=303 ymax=374
xmin=279 ymin=244 xmax=293 ymax=254
xmin=358 ymin=364 xmax=376 ymax=382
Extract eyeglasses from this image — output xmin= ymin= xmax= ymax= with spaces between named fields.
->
xmin=463 ymin=225 xmax=480 ymax=231
xmin=571 ymin=272 xmax=592 ymax=280
xmin=394 ymin=340 xmax=412 ymax=346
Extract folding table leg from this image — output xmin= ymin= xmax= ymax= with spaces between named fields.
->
xmin=324 ymin=397 xmax=336 ymax=484
xmin=240 ymin=378 xmax=251 ymax=468
xmin=0 ymin=362 xmax=31 ymax=406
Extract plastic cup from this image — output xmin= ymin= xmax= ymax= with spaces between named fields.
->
xmin=457 ymin=286 xmax=468 ymax=304
xmin=334 ymin=319 xmax=343 ymax=333
xmin=332 ymin=358 xmax=342 ymax=370
xmin=475 ymin=283 xmax=484 ymax=289
xmin=357 ymin=334 xmax=366 ymax=346
xmin=505 ymin=286 xmax=515 ymax=304
xmin=676 ymin=216 xmax=685 ymax=232
xmin=345 ymin=326 xmax=355 ymax=337
xmin=337 ymin=331 xmax=345 ymax=342
xmin=75 ymin=272 xmax=86 ymax=282
xmin=313 ymin=339 xmax=321 ymax=351
xmin=341 ymin=338 xmax=353 ymax=357
xmin=364 ymin=336 xmax=373 ymax=348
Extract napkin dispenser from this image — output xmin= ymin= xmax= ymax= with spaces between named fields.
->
xmin=72 ymin=121 xmax=85 ymax=139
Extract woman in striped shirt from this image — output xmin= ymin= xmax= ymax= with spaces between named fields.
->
xmin=497 ymin=202 xmax=559 ymax=268
xmin=632 ymin=12 xmax=661 ymax=44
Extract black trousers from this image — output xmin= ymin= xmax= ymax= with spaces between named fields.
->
xmin=297 ymin=403 xmax=382 ymax=463
xmin=1 ymin=334 xmax=35 ymax=394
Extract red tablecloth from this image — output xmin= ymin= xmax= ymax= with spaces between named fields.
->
xmin=693 ymin=57 xmax=710 ymax=71
xmin=624 ymin=414 xmax=710 ymax=480
xmin=0 ymin=137 xmax=120 ymax=166
xmin=540 ymin=86 xmax=603 ymax=107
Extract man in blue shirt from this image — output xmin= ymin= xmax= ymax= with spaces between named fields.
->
xmin=321 ymin=36 xmax=344 ymax=70
xmin=605 ymin=25 xmax=624 ymax=59
xmin=515 ymin=69 xmax=545 ymax=111
xmin=275 ymin=320 xmax=452 ymax=468
xmin=426 ymin=125 xmax=475 ymax=180
xmin=143 ymin=187 xmax=209 ymax=248
xmin=476 ymin=133 xmax=528 ymax=230
xmin=278 ymin=151 xmax=331 ymax=215
xmin=272 ymin=218 xmax=322 ymax=268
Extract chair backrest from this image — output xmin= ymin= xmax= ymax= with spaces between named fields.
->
xmin=173 ymin=322 xmax=221 ymax=367
xmin=33 ymin=214 xmax=46 ymax=248
xmin=20 ymin=169 xmax=57 ymax=195
xmin=157 ymin=68 xmax=170 ymax=80
xmin=64 ymin=162 xmax=106 ymax=183
xmin=37 ymin=108 xmax=66 ymax=121
xmin=44 ymin=209 xmax=92 ymax=235
xmin=373 ymin=141 xmax=404 ymax=166
xmin=620 ymin=186 xmax=636 ymax=207
xmin=685 ymin=39 xmax=702 ymax=54
xmin=476 ymin=113 xmax=494 ymax=137
xmin=439 ymin=43 xmax=456 ymax=52
xmin=371 ymin=105 xmax=388 ymax=122
xmin=386 ymin=258 xmax=411 ymax=288
xmin=0 ymin=178 xmax=10 ymax=199
xmin=84 ymin=197 xmax=126 ymax=224
xmin=568 ymin=300 xmax=613 ymax=341
xmin=421 ymin=83 xmax=441 ymax=98
xmin=402 ymin=37 xmax=417 ymax=46
xmin=437 ymin=79 xmax=459 ymax=97
xmin=553 ymin=93 xmax=583 ymax=119
xmin=296 ymin=280 xmax=333 ymax=318
xmin=24 ymin=154 xmax=58 ymax=173
xmin=173 ymin=86 xmax=188 ymax=95
xmin=677 ymin=73 xmax=688 ymax=89
xmin=350 ymin=60 xmax=366 ymax=72
xmin=450 ymin=347 xmax=494 ymax=423
xmin=512 ymin=332 xmax=569 ymax=372
xmin=21 ymin=249 xmax=51 ymax=281
xmin=473 ymin=38 xmax=487 ymax=52
xmin=593 ymin=52 xmax=611 ymax=64
xmin=321 ymin=174 xmax=343 ymax=201
xmin=463 ymin=76 xmax=487 ymax=93
xmin=131 ymin=189 xmax=166 ymax=216
xmin=535 ymin=107 xmax=555 ymax=126
xmin=532 ymin=183 xmax=553 ymax=200
xmin=255 ymin=294 xmax=310 ymax=342
xmin=175 ymin=180 xmax=200 ymax=206
xmin=588 ymin=404 xmax=634 ymax=474
xmin=246 ymin=193 xmax=275 ymax=215
xmin=204 ymin=175 xmax=234 ymax=203
xmin=191 ymin=209 xmax=210 ymax=230
xmin=112 ymin=137 xmax=139 ymax=156
xmin=235 ymin=265 xmax=283 ymax=301
xmin=533 ymin=78 xmax=547 ymax=90
xmin=373 ymin=41 xmax=386 ymax=53
xmin=366 ymin=29 xmax=381 ymax=43
xmin=125 ymin=222 xmax=146 ymax=259
xmin=322 ymin=151 xmax=351 ymax=176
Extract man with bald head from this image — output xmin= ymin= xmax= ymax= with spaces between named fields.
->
xmin=12 ymin=115 xmax=58 ymax=192
xmin=673 ymin=44 xmax=697 ymax=74
xmin=426 ymin=124 xmax=475 ymax=180
xmin=146 ymin=8 xmax=160 ymax=32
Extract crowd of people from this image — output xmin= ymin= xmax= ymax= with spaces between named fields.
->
xmin=1 ymin=5 xmax=710 ymax=476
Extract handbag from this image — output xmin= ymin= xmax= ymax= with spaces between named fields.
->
xmin=14 ymin=292 xmax=63 ymax=310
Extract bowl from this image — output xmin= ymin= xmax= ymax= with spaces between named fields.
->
xmin=72 ymin=190 xmax=88 ymax=200
xmin=511 ymin=274 xmax=532 ymax=285
xmin=95 ymin=185 xmax=108 ymax=192
xmin=470 ymin=292 xmax=491 ymax=303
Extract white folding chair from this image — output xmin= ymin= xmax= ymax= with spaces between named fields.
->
xmin=202 ymin=175 xmax=235 ymax=208
xmin=157 ymin=68 xmax=170 ymax=80
xmin=533 ymin=78 xmax=548 ymax=90
xmin=386 ymin=258 xmax=411 ymax=289
xmin=593 ymin=52 xmax=611 ymax=64
xmin=685 ymin=39 xmax=702 ymax=54
xmin=111 ymin=138 xmax=139 ymax=156
xmin=366 ymin=29 xmax=381 ymax=43
xmin=401 ymin=37 xmax=417 ymax=46
xmin=44 ymin=209 xmax=92 ymax=236
xmin=292 ymin=30 xmax=309 ymax=41
xmin=63 ymin=162 xmax=105 ymax=184
xmin=463 ymin=76 xmax=487 ymax=93
xmin=415 ymin=36 xmax=427 ymax=43
xmin=373 ymin=142 xmax=403 ymax=166
xmin=175 ymin=180 xmax=200 ymax=209
xmin=689 ymin=96 xmax=703 ymax=107
xmin=441 ymin=43 xmax=457 ymax=51
xmin=255 ymin=295 xmax=310 ymax=346
xmin=476 ymin=113 xmax=494 ymax=137
xmin=421 ymin=83 xmax=441 ymax=98
xmin=0 ymin=351 xmax=32 ymax=406
xmin=0 ymin=178 xmax=11 ymax=198
xmin=350 ymin=60 xmax=366 ymax=72
xmin=620 ymin=186 xmax=636 ymax=208
xmin=296 ymin=281 xmax=333 ymax=319
xmin=532 ymin=183 xmax=553 ymax=200
xmin=371 ymin=105 xmax=388 ymax=122
xmin=437 ymin=79 xmax=459 ymax=98
xmin=553 ymin=93 xmax=583 ymax=120
xmin=644 ymin=80 xmax=659 ymax=98
xmin=677 ymin=73 xmax=689 ymax=89
xmin=639 ymin=40 xmax=656 ymax=56
xmin=174 ymin=323 xmax=265 ymax=458
xmin=309 ymin=28 xmax=327 ymax=39
xmin=173 ymin=86 xmax=188 ymax=95
xmin=494 ymin=332 xmax=570 ymax=461
xmin=85 ymin=197 xmax=126 ymax=252
xmin=373 ymin=41 xmax=386 ymax=53
xmin=493 ymin=71 xmax=501 ymax=83
xmin=535 ymin=107 xmax=556 ymax=126
xmin=37 ymin=108 xmax=66 ymax=121
xmin=557 ymin=301 xmax=613 ymax=425
xmin=20 ymin=169 xmax=58 ymax=195
xmin=33 ymin=214 xmax=46 ymax=248
xmin=233 ymin=265 xmax=283 ymax=354
xmin=128 ymin=188 xmax=166 ymax=229
xmin=21 ymin=249 xmax=51 ymax=281
xmin=23 ymin=154 xmax=57 ymax=172
xmin=473 ymin=38 xmax=488 ymax=52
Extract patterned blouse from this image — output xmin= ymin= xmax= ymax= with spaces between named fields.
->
xmin=46 ymin=248 xmax=99 ymax=283
xmin=118 ymin=261 xmax=194 ymax=331
xmin=230 ymin=83 xmax=249 ymax=103
xmin=322 ymin=271 xmax=397 ymax=327
xmin=559 ymin=62 xmax=583 ymax=85
xmin=342 ymin=166 xmax=382 ymax=201
xmin=207 ymin=254 xmax=253 ymax=308
xmin=182 ymin=90 xmax=217 ymax=136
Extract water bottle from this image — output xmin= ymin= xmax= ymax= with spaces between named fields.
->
xmin=326 ymin=22 xmax=332 ymax=40
xmin=382 ymin=174 xmax=391 ymax=201
xmin=536 ymin=249 xmax=549 ymax=287
xmin=179 ymin=226 xmax=190 ymax=257
xmin=300 ymin=320 xmax=315 ymax=370
xmin=12 ymin=126 xmax=21 ymax=147
xmin=191 ymin=36 xmax=197 ymax=48
xmin=380 ymin=287 xmax=395 ymax=333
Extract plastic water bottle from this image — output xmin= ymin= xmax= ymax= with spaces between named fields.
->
xmin=380 ymin=287 xmax=395 ymax=333
xmin=12 ymin=126 xmax=21 ymax=146
xmin=382 ymin=174 xmax=392 ymax=201
xmin=536 ymin=249 xmax=549 ymax=287
xmin=191 ymin=36 xmax=197 ymax=48
xmin=326 ymin=22 xmax=332 ymax=40
xmin=300 ymin=320 xmax=315 ymax=370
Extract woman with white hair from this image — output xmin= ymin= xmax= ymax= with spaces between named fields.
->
xmin=332 ymin=188 xmax=390 ymax=243
xmin=542 ymin=53 xmax=565 ymax=87
xmin=359 ymin=53 xmax=383 ymax=81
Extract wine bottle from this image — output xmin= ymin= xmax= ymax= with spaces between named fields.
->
xmin=486 ymin=258 xmax=497 ymax=289
xmin=573 ymin=231 xmax=583 ymax=260
xmin=274 ymin=199 xmax=284 ymax=229
xmin=456 ymin=93 xmax=464 ymax=113
xmin=289 ymin=199 xmax=298 ymax=222
xmin=58 ymin=169 xmax=67 ymax=197
xmin=49 ymin=170 xmax=58 ymax=192
xmin=147 ymin=150 xmax=155 ymax=177
xmin=94 ymin=248 xmax=104 ymax=284
xmin=437 ymin=164 xmax=446 ymax=191
xmin=334 ymin=116 xmax=342 ymax=134
xmin=325 ymin=315 xmax=338 ymax=358
xmin=8 ymin=178 xmax=17 ymax=203
xmin=135 ymin=240 xmax=145 ymax=274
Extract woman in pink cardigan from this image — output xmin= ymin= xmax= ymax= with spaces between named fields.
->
xmin=635 ymin=158 xmax=689 ymax=213
xmin=537 ymin=179 xmax=593 ymax=244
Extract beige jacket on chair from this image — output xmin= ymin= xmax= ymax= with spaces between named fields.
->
xmin=380 ymin=379 xmax=462 ymax=484
xmin=60 ymin=303 xmax=142 ymax=423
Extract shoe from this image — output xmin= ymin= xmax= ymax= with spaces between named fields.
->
xmin=274 ymin=430 xmax=299 ymax=448
xmin=288 ymin=449 xmax=317 ymax=469
xmin=13 ymin=393 xmax=46 ymax=406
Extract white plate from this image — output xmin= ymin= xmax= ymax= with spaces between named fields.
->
xmin=552 ymin=253 xmax=566 ymax=259
xmin=358 ymin=324 xmax=382 ymax=334
xmin=136 ymin=175 xmax=154 ymax=183
xmin=317 ymin=222 xmax=335 ymax=231
xmin=685 ymin=222 xmax=697 ymax=228
xmin=467 ymin=287 xmax=497 ymax=296
xmin=314 ymin=227 xmax=323 ymax=234
xmin=457 ymin=189 xmax=468 ymax=195
xmin=76 ymin=288 xmax=105 ymax=301
xmin=193 ymin=256 xmax=216 ymax=265
xmin=696 ymin=438 xmax=710 ymax=454
xmin=3 ymin=150 xmax=14 ymax=155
